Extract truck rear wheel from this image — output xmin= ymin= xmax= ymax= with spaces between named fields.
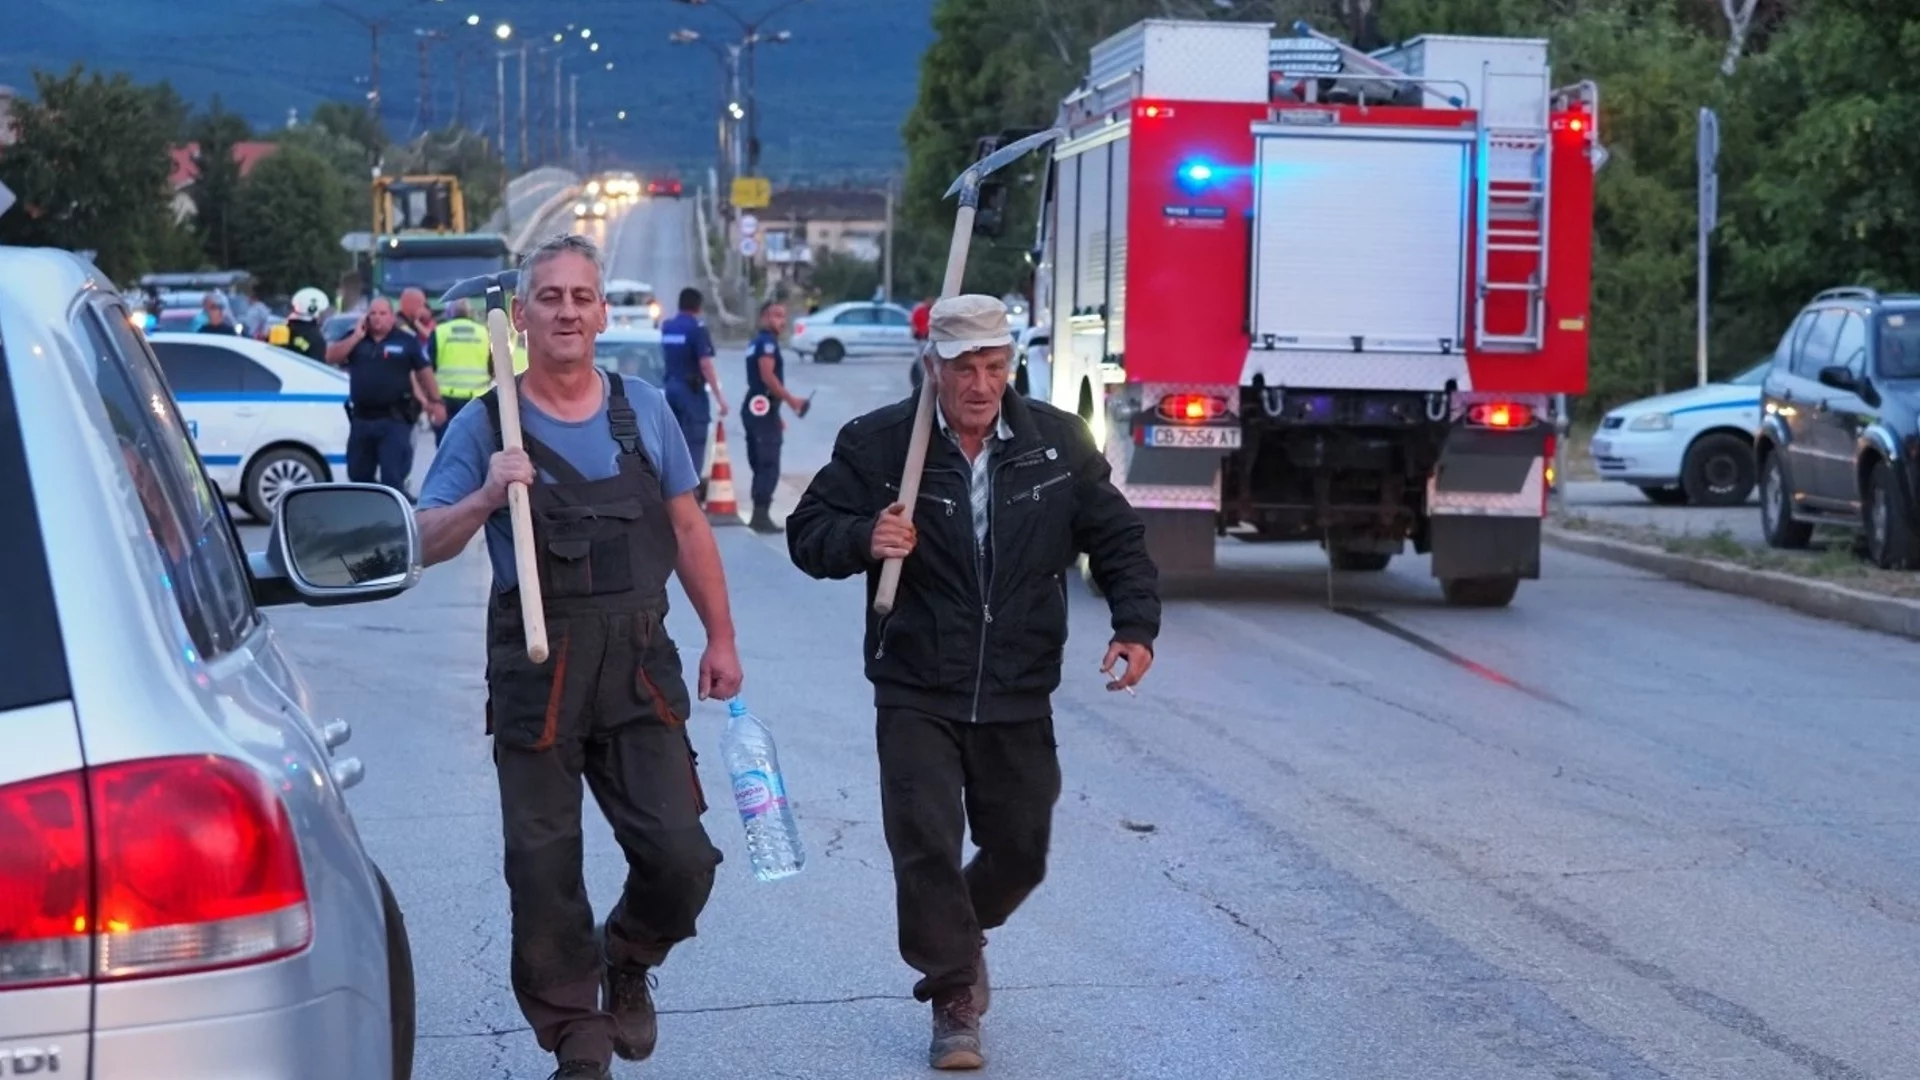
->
xmin=1440 ymin=575 xmax=1520 ymax=608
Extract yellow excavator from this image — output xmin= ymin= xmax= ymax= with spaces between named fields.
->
xmin=366 ymin=175 xmax=512 ymax=313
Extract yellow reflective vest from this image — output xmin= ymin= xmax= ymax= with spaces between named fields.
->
xmin=433 ymin=317 xmax=493 ymax=399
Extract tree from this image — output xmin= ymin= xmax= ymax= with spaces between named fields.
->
xmin=312 ymin=101 xmax=388 ymax=165
xmin=809 ymin=249 xmax=883 ymax=304
xmin=230 ymin=144 xmax=352 ymax=297
xmin=0 ymin=66 xmax=185 ymax=282
xmin=272 ymin=122 xmax=379 ymax=231
xmin=188 ymin=97 xmax=253 ymax=269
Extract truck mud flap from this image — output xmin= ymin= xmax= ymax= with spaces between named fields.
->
xmin=1430 ymin=517 xmax=1541 ymax=580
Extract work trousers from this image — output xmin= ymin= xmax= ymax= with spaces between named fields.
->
xmin=488 ymin=602 xmax=722 ymax=1066
xmin=877 ymin=706 xmax=1063 ymax=1002
xmin=744 ymin=422 xmax=782 ymax=507
xmin=346 ymin=415 xmax=415 ymax=492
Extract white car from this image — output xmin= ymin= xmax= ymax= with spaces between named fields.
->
xmin=1589 ymin=361 xmax=1766 ymax=505
xmin=791 ymin=301 xmax=915 ymax=364
xmin=593 ymin=324 xmax=667 ymax=387
xmin=145 ymin=332 xmax=350 ymax=521
xmin=607 ymin=278 xmax=661 ymax=329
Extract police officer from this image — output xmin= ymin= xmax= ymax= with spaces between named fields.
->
xmin=414 ymin=234 xmax=744 ymax=1080
xmin=279 ymin=286 xmax=329 ymax=362
xmin=432 ymin=299 xmax=492 ymax=444
xmin=740 ymin=300 xmax=809 ymax=534
xmin=324 ymin=296 xmax=445 ymax=493
xmin=660 ymin=288 xmax=726 ymax=501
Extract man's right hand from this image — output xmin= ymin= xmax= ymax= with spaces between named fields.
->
xmin=870 ymin=503 xmax=917 ymax=561
xmin=483 ymin=448 xmax=535 ymax=509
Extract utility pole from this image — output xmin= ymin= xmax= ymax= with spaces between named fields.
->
xmin=495 ymin=51 xmax=508 ymax=159
xmin=415 ymin=34 xmax=433 ymax=129
xmin=518 ymin=42 xmax=530 ymax=171
xmin=369 ymin=24 xmax=383 ymax=117
xmin=882 ymin=177 xmax=894 ymax=304
xmin=569 ymin=75 xmax=579 ymax=171
xmin=552 ymin=55 xmax=564 ymax=165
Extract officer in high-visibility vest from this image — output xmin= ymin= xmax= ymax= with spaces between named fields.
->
xmin=432 ymin=299 xmax=492 ymax=445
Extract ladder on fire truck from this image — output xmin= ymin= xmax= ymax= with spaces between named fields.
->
xmin=1276 ymin=23 xmax=1556 ymax=351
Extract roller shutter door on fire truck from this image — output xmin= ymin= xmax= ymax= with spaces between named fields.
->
xmin=1247 ymin=123 xmax=1475 ymax=384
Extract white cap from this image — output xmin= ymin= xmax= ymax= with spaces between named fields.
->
xmin=929 ymin=294 xmax=1014 ymax=359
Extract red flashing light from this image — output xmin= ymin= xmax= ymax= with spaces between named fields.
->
xmin=1468 ymin=402 xmax=1534 ymax=429
xmin=1569 ymin=118 xmax=1585 ymax=132
xmin=1157 ymin=393 xmax=1226 ymax=423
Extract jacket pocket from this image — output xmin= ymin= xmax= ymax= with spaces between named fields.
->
xmin=487 ymin=626 xmax=571 ymax=751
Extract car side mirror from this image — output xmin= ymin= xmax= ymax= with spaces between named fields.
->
xmin=1817 ymin=365 xmax=1857 ymax=392
xmin=247 ymin=483 xmax=422 ymax=607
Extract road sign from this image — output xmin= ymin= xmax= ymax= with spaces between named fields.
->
xmin=740 ymin=237 xmax=760 ymax=257
xmin=0 ymin=179 xmax=14 ymax=221
xmin=739 ymin=213 xmax=759 ymax=237
xmin=731 ymin=176 xmax=771 ymax=210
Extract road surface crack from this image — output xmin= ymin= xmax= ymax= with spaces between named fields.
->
xmin=1160 ymin=863 xmax=1287 ymax=958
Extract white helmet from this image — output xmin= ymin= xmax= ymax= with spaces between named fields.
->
xmin=290 ymin=287 xmax=329 ymax=319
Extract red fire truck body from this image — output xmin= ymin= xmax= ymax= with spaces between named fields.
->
xmin=1032 ymin=19 xmax=1603 ymax=606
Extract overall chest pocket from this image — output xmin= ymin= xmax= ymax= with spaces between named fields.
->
xmin=538 ymin=499 xmax=645 ymax=599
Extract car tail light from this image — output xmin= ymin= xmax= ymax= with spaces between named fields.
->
xmin=0 ymin=773 xmax=91 ymax=989
xmin=1156 ymin=393 xmax=1227 ymax=423
xmin=1466 ymin=401 xmax=1535 ymax=429
xmin=0 ymin=756 xmax=312 ymax=991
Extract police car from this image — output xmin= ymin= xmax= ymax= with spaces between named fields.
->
xmin=1589 ymin=360 xmax=1767 ymax=506
xmin=145 ymin=332 xmax=350 ymax=521
xmin=593 ymin=324 xmax=667 ymax=386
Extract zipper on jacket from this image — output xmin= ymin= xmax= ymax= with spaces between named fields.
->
xmin=920 ymin=492 xmax=957 ymax=517
xmin=1008 ymin=471 xmax=1073 ymax=505
xmin=968 ymin=448 xmax=1044 ymax=723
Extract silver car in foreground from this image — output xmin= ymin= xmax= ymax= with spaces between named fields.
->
xmin=0 ymin=247 xmax=420 ymax=1078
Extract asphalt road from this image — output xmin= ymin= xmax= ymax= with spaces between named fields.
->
xmin=249 ymin=197 xmax=1920 ymax=1078
xmin=1560 ymin=479 xmax=1766 ymax=544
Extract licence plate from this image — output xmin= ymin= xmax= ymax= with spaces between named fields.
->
xmin=1589 ymin=438 xmax=1611 ymax=456
xmin=1144 ymin=425 xmax=1242 ymax=449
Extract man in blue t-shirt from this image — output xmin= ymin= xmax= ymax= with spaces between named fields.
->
xmin=413 ymin=234 xmax=744 ymax=1080
xmin=658 ymin=287 xmax=725 ymax=498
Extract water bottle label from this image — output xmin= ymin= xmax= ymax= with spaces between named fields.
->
xmin=732 ymin=769 xmax=786 ymax=817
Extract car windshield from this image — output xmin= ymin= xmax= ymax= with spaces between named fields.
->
xmin=594 ymin=339 xmax=665 ymax=385
xmin=1879 ymin=311 xmax=1920 ymax=378
xmin=379 ymin=255 xmax=507 ymax=297
xmin=607 ymin=289 xmax=654 ymax=308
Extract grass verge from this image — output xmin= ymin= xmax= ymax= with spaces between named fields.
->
xmin=1553 ymin=512 xmax=1920 ymax=599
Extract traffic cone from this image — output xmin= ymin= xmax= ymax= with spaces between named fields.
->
xmin=705 ymin=421 xmax=744 ymax=527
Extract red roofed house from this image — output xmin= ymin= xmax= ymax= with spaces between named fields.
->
xmin=168 ymin=141 xmax=279 ymax=222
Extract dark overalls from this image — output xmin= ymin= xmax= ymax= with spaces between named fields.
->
xmin=479 ymin=375 xmax=722 ymax=1068
xmin=741 ymin=329 xmax=785 ymax=514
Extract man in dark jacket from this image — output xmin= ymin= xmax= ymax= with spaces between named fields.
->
xmin=787 ymin=293 xmax=1160 ymax=1071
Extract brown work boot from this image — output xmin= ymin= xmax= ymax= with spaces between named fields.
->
xmin=596 ymin=923 xmax=657 ymax=1061
xmin=971 ymin=935 xmax=990 ymax=1016
xmin=928 ymin=988 xmax=984 ymax=1070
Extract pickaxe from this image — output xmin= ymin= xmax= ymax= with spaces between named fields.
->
xmin=873 ymin=127 xmax=1065 ymax=616
xmin=440 ymin=270 xmax=549 ymax=663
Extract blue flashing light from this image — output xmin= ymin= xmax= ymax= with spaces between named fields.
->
xmin=1180 ymin=161 xmax=1215 ymax=183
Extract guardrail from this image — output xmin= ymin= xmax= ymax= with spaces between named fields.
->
xmin=509 ymin=184 xmax=585 ymax=253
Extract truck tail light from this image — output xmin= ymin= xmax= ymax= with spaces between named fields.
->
xmin=1157 ymin=393 xmax=1227 ymax=423
xmin=1466 ymin=401 xmax=1535 ymax=429
xmin=0 ymin=756 xmax=312 ymax=991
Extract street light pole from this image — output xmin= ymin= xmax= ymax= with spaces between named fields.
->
xmin=569 ymin=75 xmax=579 ymax=172
xmin=518 ymin=43 xmax=530 ymax=171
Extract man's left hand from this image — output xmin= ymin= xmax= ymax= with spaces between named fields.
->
xmin=698 ymin=638 xmax=744 ymax=701
xmin=1101 ymin=641 xmax=1153 ymax=692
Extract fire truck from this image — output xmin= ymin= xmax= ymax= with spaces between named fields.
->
xmin=1030 ymin=19 xmax=1603 ymax=606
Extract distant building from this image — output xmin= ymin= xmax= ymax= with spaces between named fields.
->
xmin=753 ymin=187 xmax=889 ymax=287
xmin=167 ymin=141 xmax=280 ymax=223
xmin=0 ymin=85 xmax=19 ymax=147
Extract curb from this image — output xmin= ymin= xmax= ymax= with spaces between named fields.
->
xmin=1542 ymin=525 xmax=1920 ymax=641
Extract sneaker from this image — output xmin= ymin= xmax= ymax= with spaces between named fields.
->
xmin=597 ymin=923 xmax=659 ymax=1062
xmin=548 ymin=1062 xmax=611 ymax=1080
xmin=929 ymin=988 xmax=985 ymax=1070
xmin=972 ymin=935 xmax=990 ymax=1016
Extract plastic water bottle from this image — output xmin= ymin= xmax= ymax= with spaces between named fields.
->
xmin=721 ymin=698 xmax=805 ymax=881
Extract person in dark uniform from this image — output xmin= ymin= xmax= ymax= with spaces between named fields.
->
xmin=324 ymin=296 xmax=445 ymax=494
xmin=787 ymin=293 xmax=1160 ymax=1071
xmin=659 ymin=287 xmax=725 ymax=500
xmin=414 ymin=233 xmax=745 ymax=1080
xmin=740 ymin=300 xmax=809 ymax=534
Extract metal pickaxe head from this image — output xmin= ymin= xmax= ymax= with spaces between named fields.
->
xmin=439 ymin=270 xmax=521 ymax=312
xmin=943 ymin=127 xmax=1066 ymax=208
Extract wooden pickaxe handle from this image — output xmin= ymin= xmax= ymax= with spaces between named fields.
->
xmin=874 ymin=203 xmax=977 ymax=616
xmin=486 ymin=306 xmax=550 ymax=663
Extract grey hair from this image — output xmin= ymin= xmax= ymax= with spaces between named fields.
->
xmin=516 ymin=232 xmax=606 ymax=304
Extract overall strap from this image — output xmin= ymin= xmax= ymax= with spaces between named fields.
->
xmin=605 ymin=372 xmax=642 ymax=458
xmin=479 ymin=385 xmax=593 ymax=486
